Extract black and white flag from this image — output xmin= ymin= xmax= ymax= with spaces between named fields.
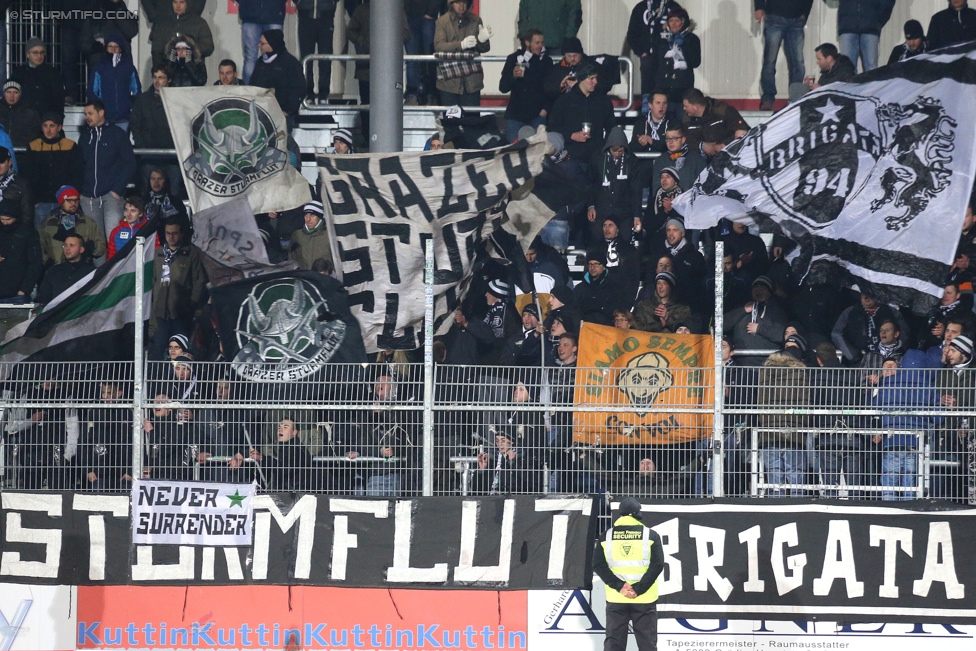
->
xmin=318 ymin=132 xmax=554 ymax=353
xmin=675 ymin=47 xmax=976 ymax=313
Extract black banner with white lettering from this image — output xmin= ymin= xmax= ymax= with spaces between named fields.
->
xmin=632 ymin=501 xmax=976 ymax=623
xmin=0 ymin=494 xmax=595 ymax=589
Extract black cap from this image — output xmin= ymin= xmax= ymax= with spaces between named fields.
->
xmin=904 ymin=19 xmax=924 ymax=40
xmin=562 ymin=37 xmax=583 ymax=54
xmin=618 ymin=497 xmax=643 ymax=519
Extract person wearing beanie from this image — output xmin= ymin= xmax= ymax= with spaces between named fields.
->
xmin=928 ymin=0 xmax=976 ymax=52
xmin=250 ymin=29 xmax=307 ymax=127
xmin=434 ymin=0 xmax=492 ymax=107
xmin=289 ymin=200 xmax=333 ymax=271
xmin=236 ymin=0 xmax=288 ymax=83
xmin=25 ymin=111 xmax=84 ymax=229
xmin=653 ymin=165 xmax=682 ymax=225
xmin=332 ymin=128 xmax=355 ymax=154
xmin=543 ymin=37 xmax=612 ymax=100
xmin=500 ymin=301 xmax=549 ymax=366
xmin=78 ymin=0 xmax=140 ymax=69
xmin=38 ymin=184 xmax=107 ymax=265
xmin=599 ymin=214 xmax=641 ymax=301
xmin=148 ymin=0 xmax=214 ymax=67
xmin=832 ymin=292 xmax=910 ymax=365
xmin=572 ymin=244 xmax=632 ymax=326
xmin=647 ymin=214 xmax=706 ymax=310
xmin=163 ymin=34 xmax=207 ymax=87
xmin=0 ymin=146 xmax=32 ymax=231
xmin=547 ymin=60 xmax=615 ymax=169
xmin=724 ymin=220 xmax=770 ymax=280
xmin=500 ymin=27 xmax=553 ymax=141
xmin=87 ymin=34 xmax=141 ymax=129
xmin=0 ymin=198 xmax=43 ymax=311
xmin=0 ymin=80 xmax=41 ymax=149
xmin=724 ymin=271 xmax=787 ymax=366
xmin=9 ymin=37 xmax=65 ymax=116
xmin=451 ymin=275 xmax=520 ymax=366
xmin=633 ymin=269 xmax=694 ymax=333
xmin=167 ymin=333 xmax=191 ymax=360
xmin=587 ymin=126 xmax=647 ymax=242
xmin=592 ymin=495 xmax=665 ymax=650
xmin=888 ymin=19 xmax=928 ymax=64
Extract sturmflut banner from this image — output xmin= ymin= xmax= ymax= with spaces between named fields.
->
xmin=131 ymin=481 xmax=255 ymax=546
xmin=162 ymin=86 xmax=311 ymax=215
xmin=675 ymin=45 xmax=976 ymax=313
xmin=318 ymin=132 xmax=555 ymax=353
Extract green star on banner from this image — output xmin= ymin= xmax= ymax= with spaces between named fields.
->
xmin=226 ymin=490 xmax=246 ymax=508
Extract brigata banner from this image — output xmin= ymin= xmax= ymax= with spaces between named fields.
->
xmin=574 ymin=323 xmax=713 ymax=445
xmin=131 ymin=480 xmax=256 ymax=546
xmin=0 ymin=493 xmax=595 ymax=588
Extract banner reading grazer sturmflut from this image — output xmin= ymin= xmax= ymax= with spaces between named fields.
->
xmin=674 ymin=45 xmax=976 ymax=314
xmin=131 ymin=480 xmax=255 ymax=546
xmin=318 ymin=132 xmax=555 ymax=353
xmin=162 ymin=86 xmax=311 ymax=215
xmin=574 ymin=323 xmax=713 ymax=446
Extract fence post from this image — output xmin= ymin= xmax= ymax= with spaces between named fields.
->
xmin=711 ymin=241 xmax=725 ymax=497
xmin=132 ymin=236 xmax=146 ymax=480
xmin=422 ymin=239 xmax=434 ymax=496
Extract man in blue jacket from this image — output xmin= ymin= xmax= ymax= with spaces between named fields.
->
xmin=80 ymin=99 xmax=135 ymax=250
xmin=236 ymin=0 xmax=288 ymax=83
xmin=837 ymin=0 xmax=895 ymax=73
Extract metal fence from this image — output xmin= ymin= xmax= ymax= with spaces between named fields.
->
xmin=2 ymin=360 xmax=974 ymax=504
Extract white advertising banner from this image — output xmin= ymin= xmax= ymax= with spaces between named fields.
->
xmin=529 ymin=578 xmax=975 ymax=651
xmin=0 ymin=584 xmax=75 ymax=651
xmin=131 ymin=480 xmax=255 ymax=546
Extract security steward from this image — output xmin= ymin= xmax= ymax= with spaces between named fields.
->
xmin=592 ymin=497 xmax=665 ymax=650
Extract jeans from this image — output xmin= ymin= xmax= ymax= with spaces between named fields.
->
xmin=242 ymin=22 xmax=284 ymax=83
xmin=839 ymin=32 xmax=879 ymax=73
xmin=816 ymin=437 xmax=864 ymax=498
xmin=881 ymin=450 xmax=917 ymax=501
xmin=298 ymin=8 xmax=337 ymax=99
xmin=505 ymin=115 xmax=546 ymax=142
xmin=760 ymin=14 xmax=806 ymax=101
xmin=540 ymin=218 xmax=570 ymax=252
xmin=762 ymin=446 xmax=805 ymax=497
xmin=34 ymin=202 xmax=58 ymax=230
xmin=639 ymin=53 xmax=658 ymax=97
xmin=365 ymin=472 xmax=401 ymax=497
xmin=82 ymin=194 xmax=125 ymax=251
xmin=406 ymin=15 xmax=436 ymax=97
xmin=440 ymin=90 xmax=481 ymax=108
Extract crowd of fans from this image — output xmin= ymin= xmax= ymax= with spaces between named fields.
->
xmin=3 ymin=0 xmax=976 ymax=501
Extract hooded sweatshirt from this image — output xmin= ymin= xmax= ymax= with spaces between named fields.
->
xmin=588 ymin=126 xmax=644 ymax=223
xmin=249 ymin=29 xmax=307 ymax=115
xmin=88 ymin=34 xmax=142 ymax=122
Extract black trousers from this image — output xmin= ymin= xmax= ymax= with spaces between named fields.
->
xmin=298 ymin=8 xmax=337 ymax=99
xmin=604 ymin=601 xmax=657 ymax=651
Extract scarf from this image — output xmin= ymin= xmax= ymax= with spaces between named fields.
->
xmin=669 ymin=145 xmax=689 ymax=166
xmin=645 ymin=113 xmax=667 ymax=142
xmin=484 ymin=301 xmax=508 ymax=338
xmin=148 ymin=191 xmax=181 ymax=220
xmin=605 ymin=239 xmax=621 ymax=268
xmin=160 ymin=243 xmax=179 ymax=285
xmin=654 ymin=184 xmax=681 ymax=213
xmin=112 ymin=53 xmax=122 ymax=67
xmin=601 ymin=152 xmax=628 ymax=186
xmin=939 ymin=299 xmax=960 ymax=317
xmin=59 ymin=212 xmax=78 ymax=231
xmin=864 ymin=308 xmax=881 ymax=348
xmin=0 ymin=172 xmax=15 ymax=203
xmin=667 ymin=237 xmax=686 ymax=257
xmin=665 ymin=30 xmax=687 ymax=70
xmin=878 ymin=339 xmax=903 ymax=359
xmin=643 ymin=0 xmax=669 ymax=33
xmin=750 ymin=302 xmax=765 ymax=324
xmin=261 ymin=52 xmax=278 ymax=64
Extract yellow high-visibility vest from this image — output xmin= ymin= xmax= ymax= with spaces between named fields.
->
xmin=601 ymin=515 xmax=659 ymax=604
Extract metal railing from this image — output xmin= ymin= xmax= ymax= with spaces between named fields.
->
xmin=300 ymin=53 xmax=635 ymax=114
xmin=2 ymin=360 xmax=974 ymax=504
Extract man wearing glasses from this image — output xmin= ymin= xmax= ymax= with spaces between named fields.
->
xmin=650 ymin=125 xmax=704 ymax=203
xmin=38 ymin=185 xmax=106 ymax=266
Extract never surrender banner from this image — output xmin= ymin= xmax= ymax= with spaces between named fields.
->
xmin=674 ymin=45 xmax=976 ymax=313
xmin=131 ymin=480 xmax=255 ymax=546
xmin=0 ymin=494 xmax=594 ymax=589
xmin=318 ymin=133 xmax=554 ymax=353
xmin=574 ymin=323 xmax=713 ymax=445
xmin=162 ymin=86 xmax=311 ymax=215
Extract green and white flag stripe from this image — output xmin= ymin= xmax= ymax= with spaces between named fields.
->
xmin=0 ymin=222 xmax=156 ymax=376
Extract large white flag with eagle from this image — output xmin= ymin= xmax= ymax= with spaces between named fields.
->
xmin=675 ymin=44 xmax=976 ymax=313
xmin=162 ymin=86 xmax=311 ymax=215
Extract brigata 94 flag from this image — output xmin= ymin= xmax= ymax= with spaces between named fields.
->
xmin=573 ymin=323 xmax=713 ymax=446
xmin=674 ymin=44 xmax=976 ymax=313
xmin=132 ymin=480 xmax=256 ymax=546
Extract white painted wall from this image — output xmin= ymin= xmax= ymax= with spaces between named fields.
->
xmin=131 ymin=0 xmax=954 ymax=100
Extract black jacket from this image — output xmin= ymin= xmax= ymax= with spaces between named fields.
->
xmin=250 ymin=45 xmax=307 ymax=115
xmin=10 ymin=63 xmax=65 ymax=116
xmin=572 ymin=269 xmax=632 ymax=325
xmin=24 ymin=135 xmax=85 ymax=205
xmin=754 ymin=0 xmax=812 ymax=19
xmin=0 ymin=102 xmax=41 ymax=148
xmin=928 ymin=2 xmax=976 ymax=51
xmin=37 ymin=259 xmax=95 ymax=304
xmin=80 ymin=406 xmax=132 ymax=488
xmin=836 ymin=0 xmax=895 ymax=36
xmin=0 ymin=217 xmax=43 ymax=298
xmin=630 ymin=112 xmax=673 ymax=154
xmin=0 ymin=172 xmax=34 ymax=224
xmin=500 ymin=49 xmax=554 ymax=123
xmin=817 ymin=54 xmax=856 ymax=86
xmin=548 ymin=84 xmax=616 ymax=164
xmin=588 ymin=128 xmax=647 ymax=225
xmin=655 ymin=25 xmax=701 ymax=93
xmin=627 ymin=0 xmax=681 ymax=58
xmin=130 ymin=89 xmax=174 ymax=148
xmin=887 ymin=41 xmax=928 ymax=65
